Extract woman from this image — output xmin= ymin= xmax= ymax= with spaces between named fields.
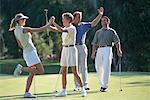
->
xmin=9 ymin=13 xmax=52 ymax=98
xmin=50 ymin=12 xmax=86 ymax=97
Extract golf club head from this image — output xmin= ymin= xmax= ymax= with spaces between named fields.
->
xmin=44 ymin=9 xmax=48 ymax=12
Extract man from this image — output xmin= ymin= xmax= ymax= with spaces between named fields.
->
xmin=91 ymin=16 xmax=122 ymax=92
xmin=73 ymin=7 xmax=104 ymax=90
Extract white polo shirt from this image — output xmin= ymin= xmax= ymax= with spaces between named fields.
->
xmin=62 ymin=25 xmax=76 ymax=45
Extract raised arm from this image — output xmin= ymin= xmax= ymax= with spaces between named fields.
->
xmin=91 ymin=7 xmax=104 ymax=27
xmin=23 ymin=22 xmax=52 ymax=33
xmin=49 ymin=16 xmax=67 ymax=32
xmin=48 ymin=26 xmax=60 ymax=33
xmin=53 ymin=21 xmax=68 ymax=33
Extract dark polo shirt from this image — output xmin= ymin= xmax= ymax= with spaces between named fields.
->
xmin=92 ymin=28 xmax=120 ymax=46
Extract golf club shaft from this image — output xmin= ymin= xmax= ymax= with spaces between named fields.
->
xmin=54 ymin=67 xmax=62 ymax=92
xmin=118 ymin=57 xmax=122 ymax=91
xmin=44 ymin=9 xmax=51 ymax=53
xmin=44 ymin=9 xmax=49 ymax=35
xmin=34 ymin=75 xmax=36 ymax=95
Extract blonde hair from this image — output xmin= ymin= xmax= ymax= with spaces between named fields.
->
xmin=62 ymin=12 xmax=74 ymax=23
xmin=9 ymin=18 xmax=17 ymax=31
xmin=9 ymin=13 xmax=28 ymax=31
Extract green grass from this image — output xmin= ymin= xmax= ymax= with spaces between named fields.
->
xmin=0 ymin=59 xmax=61 ymax=74
xmin=0 ymin=59 xmax=95 ymax=74
xmin=0 ymin=72 xmax=150 ymax=100
xmin=0 ymin=58 xmax=59 ymax=65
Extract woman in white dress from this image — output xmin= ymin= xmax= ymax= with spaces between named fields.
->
xmin=49 ymin=13 xmax=86 ymax=97
xmin=9 ymin=13 xmax=52 ymax=98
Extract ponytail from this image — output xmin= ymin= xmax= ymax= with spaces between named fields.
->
xmin=9 ymin=18 xmax=17 ymax=31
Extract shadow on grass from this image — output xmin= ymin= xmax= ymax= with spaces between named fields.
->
xmin=0 ymin=90 xmax=100 ymax=99
xmin=112 ymin=73 xmax=150 ymax=87
xmin=112 ymin=72 xmax=150 ymax=77
xmin=125 ymin=81 xmax=150 ymax=87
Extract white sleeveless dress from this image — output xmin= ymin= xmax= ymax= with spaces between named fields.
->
xmin=14 ymin=25 xmax=41 ymax=66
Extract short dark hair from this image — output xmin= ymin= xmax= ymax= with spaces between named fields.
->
xmin=102 ymin=16 xmax=110 ymax=23
xmin=62 ymin=12 xmax=74 ymax=23
xmin=73 ymin=11 xmax=82 ymax=17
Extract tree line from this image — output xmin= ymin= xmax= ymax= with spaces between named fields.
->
xmin=0 ymin=0 xmax=150 ymax=71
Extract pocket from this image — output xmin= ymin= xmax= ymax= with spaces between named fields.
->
xmin=83 ymin=44 xmax=88 ymax=55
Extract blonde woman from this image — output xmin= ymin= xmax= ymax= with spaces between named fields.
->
xmin=49 ymin=12 xmax=86 ymax=97
xmin=9 ymin=13 xmax=52 ymax=98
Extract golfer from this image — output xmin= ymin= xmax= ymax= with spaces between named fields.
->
xmin=91 ymin=16 xmax=122 ymax=92
xmin=9 ymin=13 xmax=52 ymax=98
xmin=49 ymin=12 xmax=86 ymax=97
xmin=72 ymin=7 xmax=104 ymax=91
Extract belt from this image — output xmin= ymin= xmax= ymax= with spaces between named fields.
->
xmin=99 ymin=45 xmax=112 ymax=48
xmin=63 ymin=45 xmax=74 ymax=47
xmin=75 ymin=43 xmax=84 ymax=45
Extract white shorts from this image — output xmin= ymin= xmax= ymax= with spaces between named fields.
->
xmin=60 ymin=46 xmax=78 ymax=67
xmin=23 ymin=50 xmax=41 ymax=67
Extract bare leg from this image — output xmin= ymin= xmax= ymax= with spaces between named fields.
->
xmin=72 ymin=66 xmax=86 ymax=97
xmin=72 ymin=66 xmax=83 ymax=87
xmin=25 ymin=63 xmax=44 ymax=93
xmin=61 ymin=66 xmax=67 ymax=89
xmin=22 ymin=63 xmax=44 ymax=74
xmin=25 ymin=73 xmax=34 ymax=92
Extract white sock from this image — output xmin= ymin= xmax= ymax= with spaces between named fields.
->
xmin=24 ymin=92 xmax=30 ymax=95
xmin=81 ymin=87 xmax=85 ymax=91
xmin=63 ymin=89 xmax=66 ymax=92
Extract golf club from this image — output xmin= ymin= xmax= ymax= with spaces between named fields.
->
xmin=54 ymin=67 xmax=62 ymax=93
xmin=33 ymin=75 xmax=37 ymax=95
xmin=44 ymin=9 xmax=51 ymax=52
xmin=118 ymin=57 xmax=123 ymax=91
